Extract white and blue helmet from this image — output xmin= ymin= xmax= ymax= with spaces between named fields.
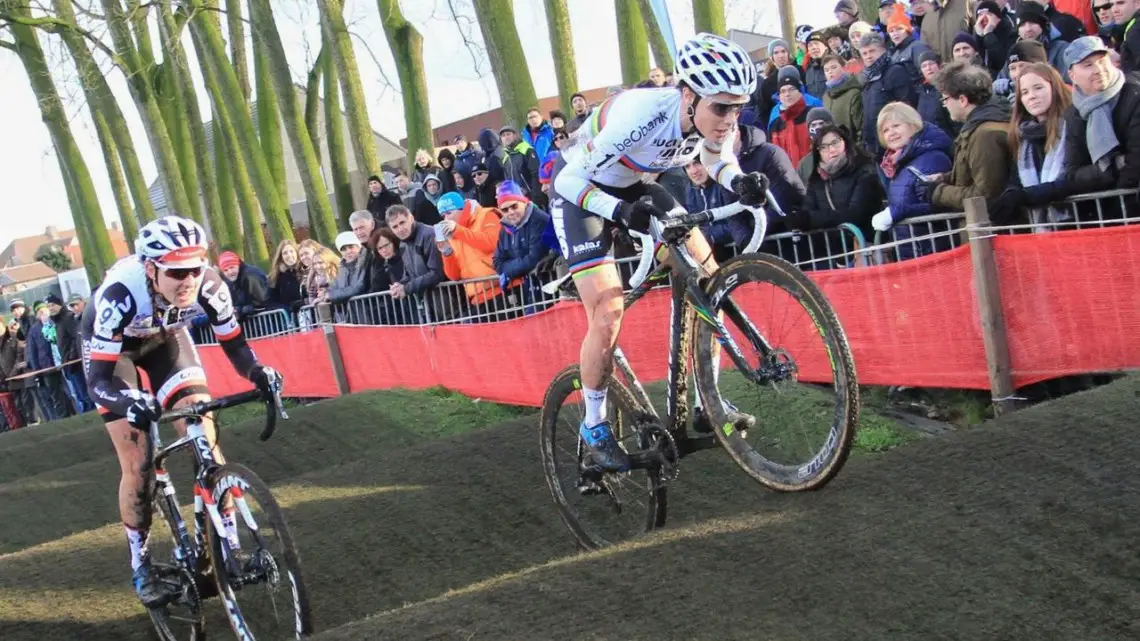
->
xmin=675 ymin=33 xmax=757 ymax=98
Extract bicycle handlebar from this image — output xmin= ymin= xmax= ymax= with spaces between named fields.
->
xmin=159 ymin=385 xmax=289 ymax=442
xmin=628 ymin=190 xmax=778 ymax=289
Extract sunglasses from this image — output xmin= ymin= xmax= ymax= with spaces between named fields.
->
xmin=1094 ymin=3 xmax=1112 ymax=9
xmin=159 ymin=265 xmax=205 ymax=281
xmin=706 ymin=100 xmax=746 ymax=117
xmin=473 ymin=171 xmax=489 ymax=178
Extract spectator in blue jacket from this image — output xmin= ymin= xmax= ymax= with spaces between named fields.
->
xmin=25 ymin=302 xmax=71 ymax=421
xmin=493 ymin=181 xmax=552 ymax=314
xmin=917 ymin=52 xmax=957 ymax=140
xmin=452 ymin=134 xmax=485 ymax=182
xmin=523 ymin=108 xmax=556 ymax=161
xmin=684 ymin=159 xmax=750 ymax=260
xmin=873 ymin=102 xmax=954 ymax=260
xmin=858 ymin=31 xmax=918 ymax=158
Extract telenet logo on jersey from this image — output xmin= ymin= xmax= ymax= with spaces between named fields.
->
xmin=612 ymin=111 xmax=668 ymax=153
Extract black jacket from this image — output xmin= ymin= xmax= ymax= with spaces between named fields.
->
xmin=803 ymin=156 xmax=885 ymax=235
xmin=1121 ymin=12 xmax=1140 ymax=74
xmin=803 ymin=59 xmax=826 ymax=102
xmin=400 ymin=222 xmax=446 ymax=296
xmin=753 ymin=70 xmax=781 ymax=135
xmin=1045 ymin=4 xmax=1087 ymax=42
xmin=412 ymin=191 xmax=444 ymax=226
xmin=270 ymin=267 xmax=304 ymax=309
xmin=366 ymin=187 xmax=402 ymax=220
xmin=226 ymin=263 xmax=270 ymax=320
xmin=736 ymin=125 xmax=807 ymax=212
xmin=1062 ymin=72 xmax=1140 ymax=193
xmin=0 ymin=333 xmax=17 ymax=387
xmin=50 ymin=308 xmax=81 ymax=364
xmin=980 ymin=16 xmax=1018 ymax=76
xmin=861 ymin=59 xmax=917 ymax=157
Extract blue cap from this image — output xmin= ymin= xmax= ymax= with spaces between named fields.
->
xmin=1063 ymin=35 xmax=1109 ymax=70
xmin=436 ymin=191 xmax=465 ymax=214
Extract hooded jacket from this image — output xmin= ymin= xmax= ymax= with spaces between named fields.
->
xmin=440 ymin=201 xmax=503 ymax=305
xmin=768 ymin=97 xmax=815 ymax=167
xmin=478 ymin=128 xmax=506 ymax=185
xmin=225 ymin=262 xmax=271 ymax=320
xmin=493 ymin=203 xmax=552 ymax=282
xmin=413 ymin=174 xmax=445 ymax=226
xmin=328 ymin=254 xmax=367 ymax=304
xmin=1118 ymin=10 xmax=1140 ymax=73
xmin=932 ymin=100 xmax=1013 ymax=211
xmin=885 ymin=123 xmax=955 ymax=222
xmin=823 ymin=72 xmax=864 ymax=146
xmin=49 ymin=307 xmax=81 ymax=365
xmin=736 ymin=125 xmax=807 ymax=212
xmin=495 ymin=140 xmax=542 ymax=200
xmin=366 ymin=184 xmax=402 ymax=220
xmin=436 ymin=148 xmax=459 ymax=194
xmin=453 ymin=143 xmax=486 ymax=181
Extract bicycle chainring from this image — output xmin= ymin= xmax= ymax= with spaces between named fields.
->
xmin=640 ymin=422 xmax=680 ymax=483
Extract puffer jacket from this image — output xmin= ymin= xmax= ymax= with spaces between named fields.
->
xmin=861 ymin=57 xmax=918 ymax=158
xmin=440 ymin=201 xmax=503 ymax=305
xmin=523 ymin=121 xmax=556 ymax=162
xmin=823 ymin=73 xmax=864 ymax=146
xmin=932 ymin=101 xmax=1013 ymax=211
xmin=888 ymin=35 xmax=932 ymax=85
xmin=685 ymin=178 xmax=751 ymax=250
xmin=885 ymin=123 xmax=955 ymax=223
xmin=802 ymin=58 xmax=827 ymax=102
xmin=803 ymin=155 xmax=885 ymax=236
xmin=736 ymin=125 xmax=807 ymax=213
xmin=493 ymin=203 xmax=552 ymax=282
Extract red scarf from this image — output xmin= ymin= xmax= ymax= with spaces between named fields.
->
xmin=880 ymin=148 xmax=903 ymax=180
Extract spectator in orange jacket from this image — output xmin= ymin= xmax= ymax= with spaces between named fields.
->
xmin=434 ymin=191 xmax=505 ymax=321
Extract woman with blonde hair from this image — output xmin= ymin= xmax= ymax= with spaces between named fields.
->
xmin=411 ymin=148 xmax=440 ymax=185
xmin=268 ymin=239 xmax=304 ymax=310
xmin=304 ymin=244 xmax=341 ymax=305
xmin=988 ymin=62 xmax=1074 ymax=226
xmin=874 ymin=101 xmax=954 ymax=259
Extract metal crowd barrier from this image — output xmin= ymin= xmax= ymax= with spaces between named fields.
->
xmin=191 ymin=308 xmax=300 ymax=345
xmin=762 ymin=223 xmax=871 ymax=271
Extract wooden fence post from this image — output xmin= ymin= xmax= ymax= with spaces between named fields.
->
xmin=963 ymin=197 xmax=1018 ymax=416
xmin=318 ymin=303 xmax=351 ymax=396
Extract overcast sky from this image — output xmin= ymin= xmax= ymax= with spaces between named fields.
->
xmin=0 ymin=0 xmax=834 ymax=249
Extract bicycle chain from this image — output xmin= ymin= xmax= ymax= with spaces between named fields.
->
xmin=640 ymin=421 xmax=680 ymax=483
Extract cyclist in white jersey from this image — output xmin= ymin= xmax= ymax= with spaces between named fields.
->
xmin=80 ymin=216 xmax=281 ymax=607
xmin=551 ymin=33 xmax=770 ymax=471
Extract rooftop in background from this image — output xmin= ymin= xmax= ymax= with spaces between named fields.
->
xmin=0 ymin=262 xmax=58 ymax=288
xmin=0 ymin=224 xmax=129 ymax=270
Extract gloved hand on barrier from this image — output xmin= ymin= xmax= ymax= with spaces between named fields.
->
xmin=872 ymin=208 xmax=894 ymax=232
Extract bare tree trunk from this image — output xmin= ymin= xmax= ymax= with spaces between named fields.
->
xmin=156 ymin=2 xmax=205 ymax=226
xmin=317 ymin=0 xmax=380 ymax=180
xmin=322 ymin=30 xmax=354 ymax=229
xmin=3 ymin=1 xmax=115 ymax=277
xmin=471 ymin=0 xmax=539 ymax=132
xmin=225 ymin=0 xmax=251 ymax=103
xmin=188 ymin=0 xmax=293 ymax=246
xmin=253 ymin=34 xmax=288 ymax=207
xmin=248 ymin=0 xmax=338 ymax=247
xmin=213 ymin=120 xmax=246 ymax=252
xmin=376 ymin=0 xmax=434 ymax=166
xmin=53 ymin=0 xmax=155 ymax=225
xmin=543 ymin=0 xmax=579 ymax=113
xmin=692 ymin=0 xmax=726 ymax=36
xmin=100 ymin=0 xmax=196 ymax=223
xmin=57 ymin=156 xmax=103 ymax=282
xmin=615 ymin=0 xmax=650 ymax=86
xmin=634 ymin=0 xmax=674 ymax=73
xmin=91 ymin=110 xmax=138 ymax=240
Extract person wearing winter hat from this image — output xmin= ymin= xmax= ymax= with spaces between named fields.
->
xmin=835 ymin=0 xmax=860 ymax=28
xmin=326 ymin=231 xmax=370 ymax=307
xmin=849 ymin=21 xmax=874 ymax=48
xmin=993 ymin=39 xmax=1051 ymax=100
xmin=972 ymin=0 xmax=1019 ymax=75
xmin=217 ymin=250 xmax=270 ymax=321
xmin=951 ymin=32 xmax=981 ymax=62
xmin=821 ymin=53 xmax=864 ymax=148
xmin=411 ymin=173 xmax=445 ymax=226
xmin=25 ymin=299 xmax=72 ymax=421
xmin=803 ymin=31 xmax=830 ymax=99
xmin=1016 ymin=2 xmax=1072 ymax=81
xmin=769 ymin=66 xmax=818 ymax=166
xmin=434 ymin=189 xmax=504 ymax=317
xmin=492 ymin=180 xmax=552 ymax=312
xmin=756 ymin=39 xmax=796 ymax=129
xmin=916 ymin=51 xmax=958 ymax=138
xmin=45 ymin=292 xmax=91 ymax=413
xmin=886 ymin=2 xmax=932 ymax=84
xmin=877 ymin=0 xmax=900 ymax=35
xmin=366 ymin=173 xmax=402 ymax=220
xmin=796 ymin=107 xmax=838 ymax=184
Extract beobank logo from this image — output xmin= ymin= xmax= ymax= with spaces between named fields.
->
xmin=613 ymin=111 xmax=668 ymax=153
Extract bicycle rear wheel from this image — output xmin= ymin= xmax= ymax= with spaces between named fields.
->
xmin=206 ymin=463 xmax=313 ymax=639
xmin=693 ymin=253 xmax=858 ymax=492
xmin=539 ymin=365 xmax=667 ymax=550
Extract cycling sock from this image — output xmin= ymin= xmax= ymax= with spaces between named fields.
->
xmin=221 ymin=508 xmax=241 ymax=549
xmin=125 ymin=525 xmax=150 ymax=571
xmin=583 ymin=387 xmax=608 ymax=427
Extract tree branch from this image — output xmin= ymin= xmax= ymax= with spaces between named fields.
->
xmin=0 ymin=10 xmax=125 ymax=67
xmin=347 ymin=30 xmax=396 ymax=97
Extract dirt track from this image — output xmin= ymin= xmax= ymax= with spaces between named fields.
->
xmin=3 ymin=379 xmax=1140 ymax=640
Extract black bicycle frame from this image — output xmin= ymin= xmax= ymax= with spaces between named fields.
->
xmin=611 ymin=241 xmax=776 ymax=437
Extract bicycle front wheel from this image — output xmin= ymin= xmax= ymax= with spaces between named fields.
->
xmin=539 ymin=365 xmax=667 ymax=550
xmin=205 ymin=463 xmax=313 ymax=639
xmin=693 ymin=253 xmax=858 ymax=492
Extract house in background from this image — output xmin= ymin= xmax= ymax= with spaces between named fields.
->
xmin=147 ymin=85 xmax=406 ymax=239
xmin=0 ymin=262 xmax=61 ymax=298
xmin=0 ymin=223 xmax=130 ymax=270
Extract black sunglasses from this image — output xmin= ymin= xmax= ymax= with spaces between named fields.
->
xmin=1094 ymin=3 xmax=1112 ymax=9
xmin=160 ymin=266 xmax=205 ymax=281
xmin=707 ymin=100 xmax=746 ymax=117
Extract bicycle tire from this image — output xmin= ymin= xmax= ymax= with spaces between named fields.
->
xmin=693 ymin=252 xmax=859 ymax=492
xmin=148 ymin=490 xmax=205 ymax=641
xmin=539 ymin=365 xmax=667 ymax=550
xmin=205 ymin=462 xmax=314 ymax=639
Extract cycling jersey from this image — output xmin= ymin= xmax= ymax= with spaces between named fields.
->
xmin=553 ymin=87 xmax=744 ymax=222
xmin=81 ymin=256 xmax=259 ymax=418
xmin=550 ymin=87 xmax=744 ymax=271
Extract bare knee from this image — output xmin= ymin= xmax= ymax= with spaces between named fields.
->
xmin=588 ymin=297 xmax=625 ymax=344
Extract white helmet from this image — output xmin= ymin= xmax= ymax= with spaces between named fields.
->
xmin=675 ymin=33 xmax=757 ymax=98
xmin=135 ymin=216 xmax=209 ymax=268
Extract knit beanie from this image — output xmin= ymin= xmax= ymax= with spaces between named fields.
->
xmin=952 ymin=32 xmax=979 ymax=51
xmin=806 ymin=108 xmax=835 ymax=139
xmin=1017 ymin=1 xmax=1050 ymax=27
xmin=767 ymin=39 xmax=790 ymax=58
xmin=1008 ymin=39 xmax=1048 ymax=65
xmin=496 ymin=181 xmax=529 ymax=207
xmin=835 ymin=0 xmax=859 ymax=17
xmin=886 ymin=4 xmax=913 ymax=33
xmin=777 ymin=65 xmax=803 ymax=91
xmin=218 ymin=251 xmax=241 ymax=271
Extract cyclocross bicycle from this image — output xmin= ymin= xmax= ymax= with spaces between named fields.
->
xmin=539 ymin=198 xmax=859 ymax=550
xmin=144 ymin=383 xmax=312 ymax=640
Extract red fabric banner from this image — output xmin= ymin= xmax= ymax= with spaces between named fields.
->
xmin=198 ymin=330 xmax=341 ymax=398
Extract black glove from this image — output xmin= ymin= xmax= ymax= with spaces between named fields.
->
xmin=250 ymin=365 xmax=283 ymax=397
xmin=614 ymin=200 xmax=664 ymax=235
xmin=987 ymin=188 xmax=1027 ymax=224
xmin=125 ymin=392 xmax=163 ymax=431
xmin=731 ymin=172 xmax=770 ymax=207
xmin=781 ymin=208 xmax=812 ymax=232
